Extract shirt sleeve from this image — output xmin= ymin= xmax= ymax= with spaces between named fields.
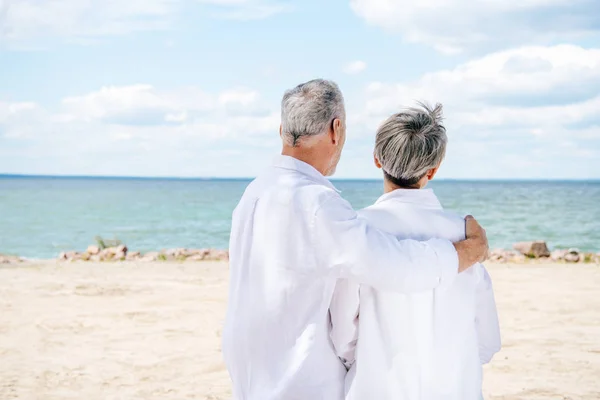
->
xmin=475 ymin=264 xmax=502 ymax=364
xmin=329 ymin=279 xmax=360 ymax=369
xmin=311 ymin=192 xmax=459 ymax=292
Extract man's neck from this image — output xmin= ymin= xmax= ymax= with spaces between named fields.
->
xmin=281 ymin=146 xmax=328 ymax=176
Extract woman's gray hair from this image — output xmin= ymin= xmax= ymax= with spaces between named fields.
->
xmin=281 ymin=79 xmax=345 ymax=147
xmin=374 ymin=102 xmax=447 ymax=187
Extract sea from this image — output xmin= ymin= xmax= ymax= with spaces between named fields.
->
xmin=1 ymin=176 xmax=599 ymax=259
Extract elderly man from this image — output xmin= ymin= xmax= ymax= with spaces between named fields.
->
xmin=330 ymin=103 xmax=501 ymax=400
xmin=222 ymin=80 xmax=489 ymax=400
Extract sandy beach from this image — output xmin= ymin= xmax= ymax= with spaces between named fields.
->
xmin=1 ymin=261 xmax=599 ymax=400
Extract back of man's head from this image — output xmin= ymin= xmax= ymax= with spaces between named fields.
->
xmin=281 ymin=79 xmax=345 ymax=147
xmin=374 ymin=102 xmax=447 ymax=187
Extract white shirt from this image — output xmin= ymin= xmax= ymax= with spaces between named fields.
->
xmin=222 ymin=156 xmax=460 ymax=400
xmin=330 ymin=189 xmax=501 ymax=400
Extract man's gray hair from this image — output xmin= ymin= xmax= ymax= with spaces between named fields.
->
xmin=374 ymin=102 xmax=447 ymax=187
xmin=281 ymin=79 xmax=345 ymax=146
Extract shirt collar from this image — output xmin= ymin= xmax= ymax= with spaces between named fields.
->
xmin=272 ymin=155 xmax=341 ymax=193
xmin=374 ymin=188 xmax=442 ymax=209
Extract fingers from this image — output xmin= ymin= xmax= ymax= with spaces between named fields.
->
xmin=465 ymin=215 xmax=485 ymax=238
xmin=465 ymin=215 xmax=479 ymax=233
xmin=465 ymin=215 xmax=489 ymax=262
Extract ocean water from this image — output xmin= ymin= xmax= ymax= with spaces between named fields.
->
xmin=1 ymin=176 xmax=599 ymax=259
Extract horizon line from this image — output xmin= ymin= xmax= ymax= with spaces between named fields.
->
xmin=1 ymin=173 xmax=599 ymax=182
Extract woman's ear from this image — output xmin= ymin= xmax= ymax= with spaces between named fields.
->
xmin=374 ymin=154 xmax=382 ymax=169
xmin=427 ymin=165 xmax=441 ymax=180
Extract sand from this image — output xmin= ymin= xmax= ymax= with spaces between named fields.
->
xmin=1 ymin=261 xmax=599 ymax=400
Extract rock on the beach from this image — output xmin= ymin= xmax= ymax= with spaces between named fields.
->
xmin=87 ymin=245 xmax=100 ymax=255
xmin=68 ymin=252 xmax=83 ymax=262
xmin=126 ymin=251 xmax=141 ymax=261
xmin=510 ymin=253 xmax=527 ymax=263
xmin=182 ymin=249 xmax=210 ymax=262
xmin=60 ymin=251 xmax=81 ymax=261
xmin=551 ymin=249 xmax=568 ymax=262
xmin=513 ymin=241 xmax=551 ymax=258
xmin=54 ymin=247 xmax=228 ymax=263
xmin=99 ymin=249 xmax=113 ymax=261
xmin=139 ymin=251 xmax=159 ymax=262
xmin=488 ymin=249 xmax=511 ymax=263
xmin=164 ymin=248 xmax=186 ymax=257
xmin=586 ymin=253 xmax=596 ymax=263
xmin=162 ymin=248 xmax=196 ymax=260
xmin=194 ymin=249 xmax=211 ymax=258
xmin=488 ymin=249 xmax=506 ymax=263
xmin=0 ymin=254 xmax=21 ymax=264
xmin=116 ymin=244 xmax=128 ymax=255
xmin=182 ymin=249 xmax=229 ymax=262
xmin=565 ymin=248 xmax=581 ymax=263
xmin=104 ymin=246 xmax=126 ymax=256
xmin=217 ymin=249 xmax=229 ymax=260
xmin=204 ymin=249 xmax=229 ymax=261
xmin=488 ymin=249 xmax=530 ymax=263
xmin=178 ymin=249 xmax=196 ymax=258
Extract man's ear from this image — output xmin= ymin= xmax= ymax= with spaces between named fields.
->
xmin=331 ymin=118 xmax=343 ymax=145
xmin=279 ymin=124 xmax=283 ymax=138
xmin=374 ymin=154 xmax=382 ymax=169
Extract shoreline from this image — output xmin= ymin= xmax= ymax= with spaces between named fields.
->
xmin=3 ymin=256 xmax=600 ymax=265
xmin=2 ymin=240 xmax=600 ymax=265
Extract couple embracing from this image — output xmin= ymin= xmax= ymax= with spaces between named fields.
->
xmin=222 ymin=79 xmax=501 ymax=400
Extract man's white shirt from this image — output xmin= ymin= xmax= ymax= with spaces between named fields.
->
xmin=222 ymin=156 xmax=461 ymax=400
xmin=330 ymin=188 xmax=501 ymax=400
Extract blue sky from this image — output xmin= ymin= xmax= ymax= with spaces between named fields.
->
xmin=1 ymin=0 xmax=599 ymax=179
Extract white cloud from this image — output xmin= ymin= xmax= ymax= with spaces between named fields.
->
xmin=0 ymin=101 xmax=46 ymax=138
xmin=61 ymin=85 xmax=214 ymax=125
xmin=2 ymin=84 xmax=278 ymax=139
xmin=0 ymin=0 xmax=288 ymax=46
xmin=357 ymin=45 xmax=600 ymax=131
xmin=0 ymin=0 xmax=178 ymax=46
xmin=165 ymin=111 xmax=188 ymax=123
xmin=343 ymin=60 xmax=367 ymax=75
xmin=0 ymin=83 xmax=281 ymax=176
xmin=218 ymin=88 xmax=259 ymax=107
xmin=349 ymin=44 xmax=600 ymax=178
xmin=350 ymin=0 xmax=600 ymax=53
xmin=58 ymin=85 xmax=253 ymax=125
xmin=0 ymin=101 xmax=37 ymax=121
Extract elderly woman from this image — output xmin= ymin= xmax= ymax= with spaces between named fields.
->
xmin=329 ymin=103 xmax=501 ymax=400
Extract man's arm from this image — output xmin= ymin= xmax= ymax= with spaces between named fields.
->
xmin=329 ymin=279 xmax=360 ymax=369
xmin=311 ymin=193 xmax=488 ymax=292
xmin=475 ymin=264 xmax=501 ymax=364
